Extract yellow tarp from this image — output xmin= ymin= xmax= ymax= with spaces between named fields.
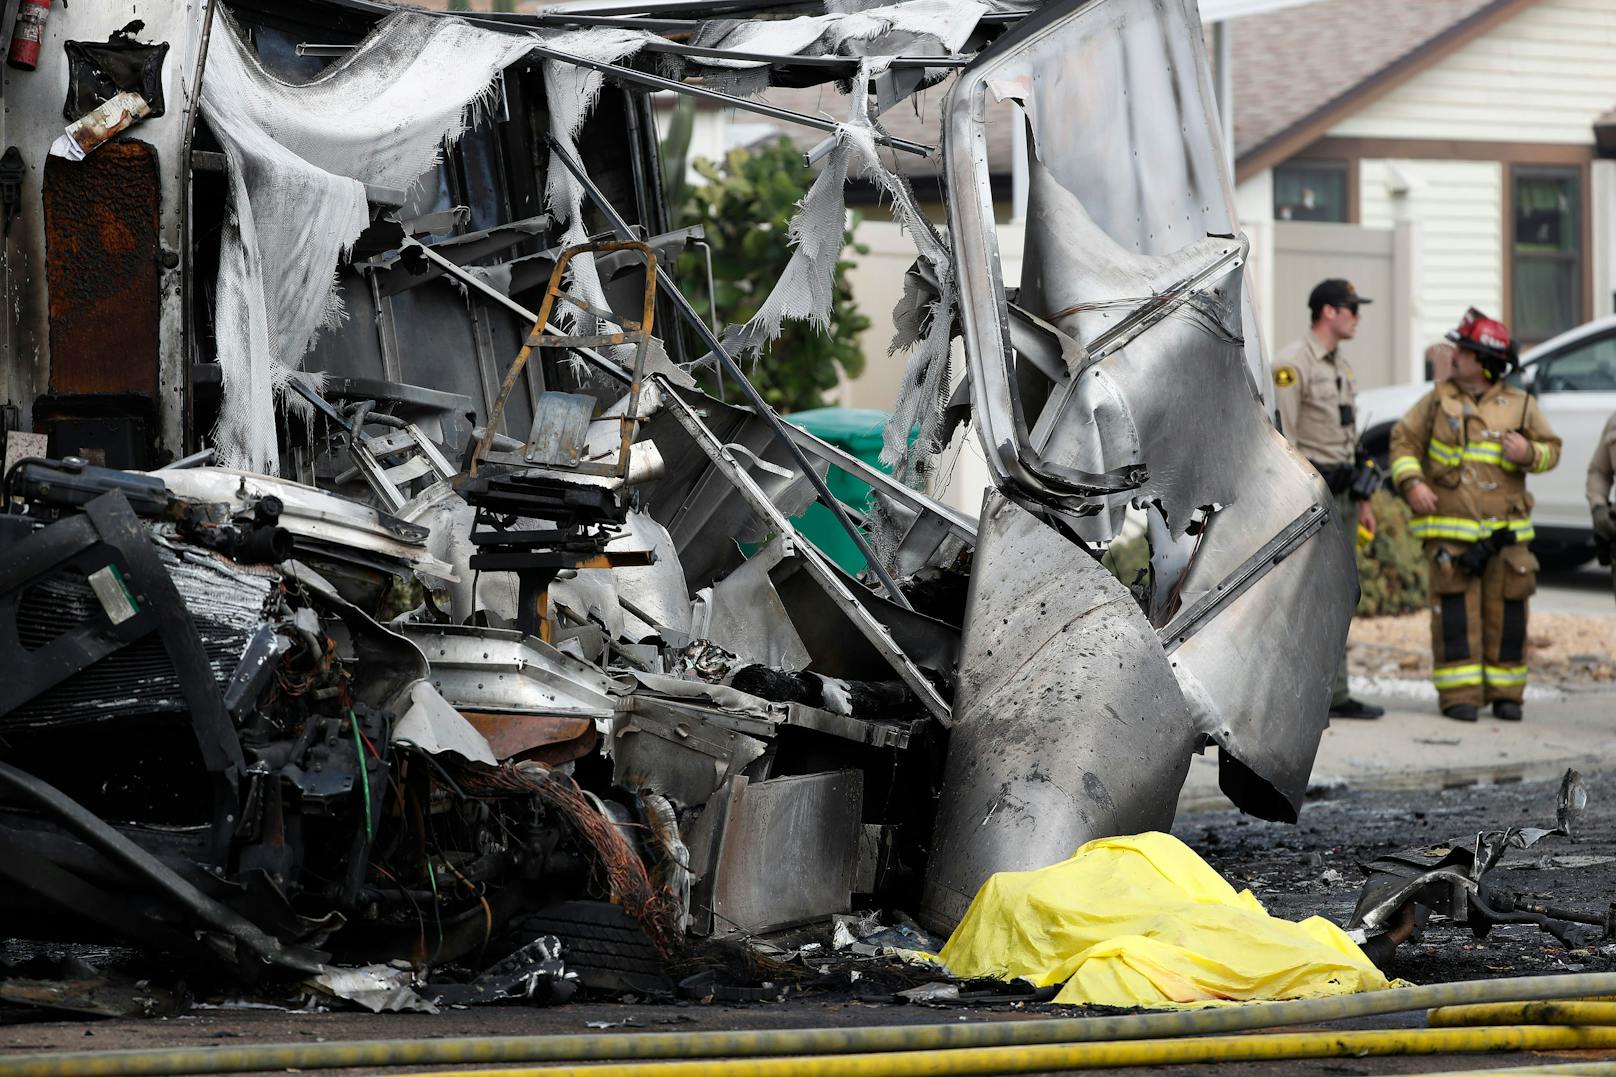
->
xmin=937 ymin=832 xmax=1392 ymax=1007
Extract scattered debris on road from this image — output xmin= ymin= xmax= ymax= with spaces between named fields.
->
xmin=1347 ymin=769 xmax=1613 ymax=959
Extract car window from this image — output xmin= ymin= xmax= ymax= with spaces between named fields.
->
xmin=1537 ymin=333 xmax=1616 ymax=391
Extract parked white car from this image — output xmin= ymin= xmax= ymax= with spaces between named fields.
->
xmin=1357 ymin=315 xmax=1616 ymax=566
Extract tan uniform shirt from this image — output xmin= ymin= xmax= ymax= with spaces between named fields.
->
xmin=1272 ymin=331 xmax=1358 ymax=466
xmin=1389 ymin=378 xmax=1562 ymax=541
xmin=1588 ymin=412 xmax=1616 ymax=509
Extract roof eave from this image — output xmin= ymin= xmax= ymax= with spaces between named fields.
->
xmin=1233 ymin=0 xmax=1539 ymax=184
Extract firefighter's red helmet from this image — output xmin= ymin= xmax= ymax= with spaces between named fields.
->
xmin=1445 ymin=308 xmax=1519 ymax=373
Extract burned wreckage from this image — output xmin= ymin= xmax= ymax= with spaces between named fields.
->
xmin=0 ymin=0 xmax=1353 ymax=988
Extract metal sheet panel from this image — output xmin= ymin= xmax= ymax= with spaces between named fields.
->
xmin=943 ymin=0 xmax=1355 ymax=823
xmin=709 ymin=770 xmax=863 ymax=936
xmin=919 ymin=494 xmax=1196 ymax=932
xmin=404 ymin=624 xmax=615 ymax=718
xmin=2 ymin=1 xmax=210 ymax=454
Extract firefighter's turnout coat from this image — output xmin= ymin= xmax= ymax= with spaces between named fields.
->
xmin=1389 ymin=379 xmax=1561 ymax=707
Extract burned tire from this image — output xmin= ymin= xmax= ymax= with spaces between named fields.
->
xmin=512 ymin=900 xmax=672 ymax=994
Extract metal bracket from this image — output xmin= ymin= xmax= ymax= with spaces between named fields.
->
xmin=658 ymin=379 xmax=949 ymax=722
xmin=468 ymin=240 xmax=658 ymax=481
xmin=1158 ymin=501 xmax=1330 ymax=653
xmin=0 ymin=147 xmax=24 ymax=236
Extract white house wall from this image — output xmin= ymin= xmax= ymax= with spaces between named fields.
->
xmin=1328 ymin=0 xmax=1616 ymax=143
xmin=1359 ymin=158 xmax=1504 ymax=360
xmin=1235 ymin=169 xmax=1277 ymax=356
xmin=1595 ymin=159 xmax=1616 ymax=318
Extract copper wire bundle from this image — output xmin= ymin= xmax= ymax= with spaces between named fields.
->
xmin=458 ymin=761 xmax=682 ymax=958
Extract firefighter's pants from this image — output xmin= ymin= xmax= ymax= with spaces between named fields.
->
xmin=1426 ymin=539 xmax=1539 ymax=708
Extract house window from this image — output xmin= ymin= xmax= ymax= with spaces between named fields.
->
xmin=1511 ymin=166 xmax=1582 ymax=344
xmin=1274 ymin=160 xmax=1348 ymax=222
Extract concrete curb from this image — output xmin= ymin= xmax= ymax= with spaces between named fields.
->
xmin=1177 ymin=684 xmax=1616 ymax=816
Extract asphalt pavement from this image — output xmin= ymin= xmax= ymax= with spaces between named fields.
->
xmin=1180 ymin=564 xmax=1616 ymax=814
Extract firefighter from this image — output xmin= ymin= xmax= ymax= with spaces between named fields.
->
xmin=1589 ymin=410 xmax=1616 ymax=600
xmin=1273 ymin=278 xmax=1384 ymax=719
xmin=1389 ymin=309 xmax=1561 ymax=721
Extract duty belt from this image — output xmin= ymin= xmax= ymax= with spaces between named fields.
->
xmin=1310 ymin=462 xmax=1355 ymax=496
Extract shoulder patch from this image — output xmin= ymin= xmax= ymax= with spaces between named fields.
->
xmin=1273 ymin=365 xmax=1298 ymax=388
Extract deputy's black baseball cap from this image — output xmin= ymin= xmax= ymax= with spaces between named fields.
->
xmin=1309 ymin=279 xmax=1372 ymax=313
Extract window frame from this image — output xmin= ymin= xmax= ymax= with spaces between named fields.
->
xmin=1272 ymin=158 xmax=1356 ymax=224
xmin=1507 ymin=163 xmax=1589 ymax=348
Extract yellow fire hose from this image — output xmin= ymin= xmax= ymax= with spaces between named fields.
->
xmin=1398 ymin=1066 xmax=1616 ymax=1077
xmin=9 ymin=971 xmax=1616 ymax=1077
xmin=1429 ymin=1001 xmax=1616 ymax=1027
xmin=380 ymin=1028 xmax=1616 ymax=1077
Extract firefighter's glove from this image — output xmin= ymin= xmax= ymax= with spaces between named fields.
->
xmin=1594 ymin=503 xmax=1615 ymax=543
xmin=1456 ymin=527 xmax=1515 ymax=577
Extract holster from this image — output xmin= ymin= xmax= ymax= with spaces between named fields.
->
xmin=1456 ymin=527 xmax=1515 ymax=577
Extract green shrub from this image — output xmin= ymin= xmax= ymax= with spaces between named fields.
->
xmin=1355 ymin=488 xmax=1428 ymax=616
xmin=1101 ymin=534 xmax=1151 ymax=595
xmin=669 ymin=138 xmax=870 ymax=414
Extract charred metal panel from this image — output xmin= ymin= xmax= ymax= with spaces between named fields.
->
xmin=943 ymin=0 xmax=1355 ymax=828
xmin=919 ymin=493 xmax=1196 ymax=932
xmin=42 ymin=140 xmax=162 ymax=399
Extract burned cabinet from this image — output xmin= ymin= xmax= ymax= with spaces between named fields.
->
xmin=2 ymin=5 xmax=206 ymax=466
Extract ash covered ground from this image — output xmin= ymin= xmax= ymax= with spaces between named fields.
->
xmin=9 ymin=772 xmax=1616 ymax=1077
xmin=1173 ymin=769 xmax=1616 ymax=983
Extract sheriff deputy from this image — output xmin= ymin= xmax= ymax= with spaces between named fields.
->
xmin=1389 ymin=309 xmax=1561 ymax=722
xmin=1272 ymin=278 xmax=1383 ymax=720
xmin=1589 ymin=410 xmax=1616 ymax=602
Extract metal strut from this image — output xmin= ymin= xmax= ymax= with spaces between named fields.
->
xmin=469 ymin=239 xmax=658 ymax=480
xmin=544 ymin=135 xmax=915 ymax=611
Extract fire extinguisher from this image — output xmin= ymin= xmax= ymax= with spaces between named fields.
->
xmin=7 ymin=0 xmax=50 ymax=72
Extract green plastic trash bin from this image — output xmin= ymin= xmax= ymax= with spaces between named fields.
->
xmin=787 ymin=407 xmax=897 ymax=576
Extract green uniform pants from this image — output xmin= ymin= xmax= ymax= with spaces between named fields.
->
xmin=1331 ymin=488 xmax=1354 ymax=708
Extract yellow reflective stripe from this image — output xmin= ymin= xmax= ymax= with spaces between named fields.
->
xmin=1432 ymin=663 xmax=1484 ymax=688
xmin=1410 ymin=516 xmax=1484 ymax=541
xmin=1390 ymin=456 xmax=1422 ymax=482
xmin=1462 ymin=441 xmax=1504 ymax=463
xmin=1531 ymin=441 xmax=1554 ymax=473
xmin=1409 ymin=517 xmax=1535 ymax=543
xmin=1428 ymin=439 xmax=1462 ymax=466
xmin=1484 ymin=664 xmax=1529 ymax=686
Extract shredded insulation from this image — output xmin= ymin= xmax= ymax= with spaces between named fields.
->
xmin=199 ymin=0 xmax=983 ymax=482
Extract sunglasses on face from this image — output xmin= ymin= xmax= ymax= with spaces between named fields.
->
xmin=1334 ymin=302 xmax=1360 ymax=316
